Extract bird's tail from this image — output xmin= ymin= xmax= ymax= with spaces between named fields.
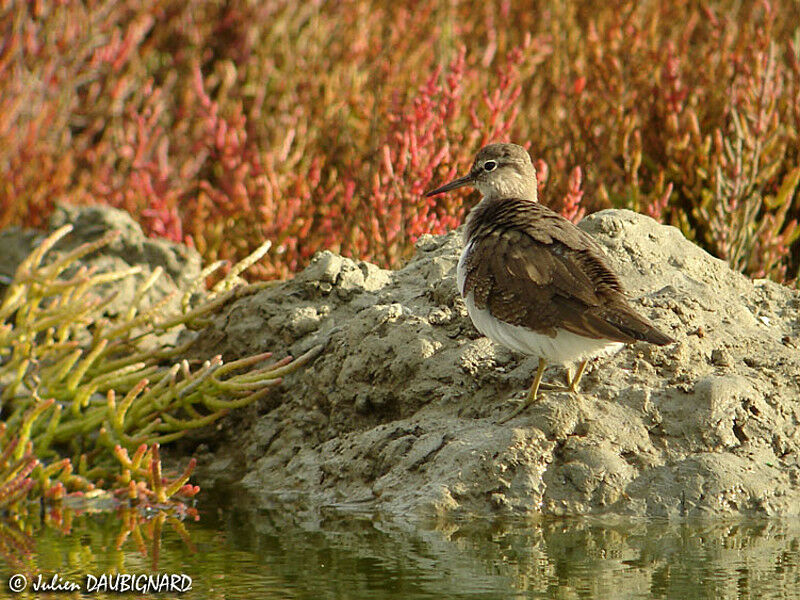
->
xmin=603 ymin=302 xmax=675 ymax=346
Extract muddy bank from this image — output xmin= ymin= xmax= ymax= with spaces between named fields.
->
xmin=189 ymin=209 xmax=800 ymax=518
xmin=6 ymin=205 xmax=798 ymax=518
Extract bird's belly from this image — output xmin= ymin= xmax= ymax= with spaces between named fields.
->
xmin=462 ymin=292 xmax=625 ymax=365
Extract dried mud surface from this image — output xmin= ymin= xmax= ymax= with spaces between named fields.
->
xmin=191 ymin=209 xmax=800 ymax=518
xmin=8 ymin=205 xmax=799 ymax=518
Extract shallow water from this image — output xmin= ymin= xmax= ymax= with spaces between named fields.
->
xmin=2 ymin=493 xmax=800 ymax=599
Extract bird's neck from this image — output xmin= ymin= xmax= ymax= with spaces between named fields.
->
xmin=464 ymin=170 xmax=539 ymax=243
xmin=476 ymin=172 xmax=538 ymax=203
xmin=463 ymin=195 xmax=533 ymax=243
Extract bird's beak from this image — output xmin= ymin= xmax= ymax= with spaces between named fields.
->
xmin=425 ymin=173 xmax=474 ymax=197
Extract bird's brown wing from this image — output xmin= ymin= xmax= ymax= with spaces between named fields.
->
xmin=462 ymin=200 xmax=672 ymax=344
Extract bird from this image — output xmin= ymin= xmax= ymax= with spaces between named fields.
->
xmin=426 ymin=142 xmax=674 ymax=409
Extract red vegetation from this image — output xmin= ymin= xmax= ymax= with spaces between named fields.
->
xmin=1 ymin=1 xmax=799 ymax=282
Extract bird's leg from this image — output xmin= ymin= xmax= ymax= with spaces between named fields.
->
xmin=500 ymin=358 xmax=547 ymax=424
xmin=527 ymin=357 xmax=547 ymax=402
xmin=501 ymin=358 xmax=574 ymax=423
xmin=568 ymin=360 xmax=588 ymax=393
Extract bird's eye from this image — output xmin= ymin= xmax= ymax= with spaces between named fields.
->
xmin=483 ymin=160 xmax=497 ymax=172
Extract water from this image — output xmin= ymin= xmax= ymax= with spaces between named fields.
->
xmin=2 ymin=492 xmax=799 ymax=599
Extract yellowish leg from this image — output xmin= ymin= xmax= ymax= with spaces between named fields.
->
xmin=569 ymin=360 xmax=588 ymax=393
xmin=501 ymin=358 xmax=548 ymax=424
xmin=527 ymin=357 xmax=547 ymax=402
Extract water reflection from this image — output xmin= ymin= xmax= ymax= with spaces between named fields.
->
xmin=203 ymin=494 xmax=800 ymax=599
xmin=1 ymin=492 xmax=799 ymax=599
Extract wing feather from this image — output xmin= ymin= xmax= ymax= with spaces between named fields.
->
xmin=462 ymin=199 xmax=672 ymax=345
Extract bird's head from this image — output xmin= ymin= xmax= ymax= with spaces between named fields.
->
xmin=426 ymin=143 xmax=538 ymax=202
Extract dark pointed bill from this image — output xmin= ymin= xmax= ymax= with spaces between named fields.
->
xmin=425 ymin=173 xmax=474 ymax=197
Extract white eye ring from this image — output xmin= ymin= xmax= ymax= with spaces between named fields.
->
xmin=483 ymin=160 xmax=497 ymax=172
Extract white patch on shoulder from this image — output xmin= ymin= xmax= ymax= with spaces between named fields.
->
xmin=462 ymin=291 xmax=625 ymax=365
xmin=456 ymin=239 xmax=472 ymax=296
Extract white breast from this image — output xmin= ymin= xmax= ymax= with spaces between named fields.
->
xmin=457 ymin=242 xmax=624 ymax=365
xmin=456 ymin=239 xmax=472 ymax=296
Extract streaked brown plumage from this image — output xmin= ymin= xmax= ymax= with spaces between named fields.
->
xmin=426 ymin=142 xmax=673 ymax=405
xmin=463 ymin=197 xmax=673 ymax=346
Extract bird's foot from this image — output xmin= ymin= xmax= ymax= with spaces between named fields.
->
xmin=498 ymin=384 xmax=570 ymax=424
xmin=538 ymin=382 xmax=570 ymax=392
xmin=567 ymin=360 xmax=588 ymax=394
xmin=499 ymin=401 xmax=530 ymax=424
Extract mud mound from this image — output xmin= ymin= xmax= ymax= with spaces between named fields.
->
xmin=191 ymin=209 xmax=800 ymax=518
